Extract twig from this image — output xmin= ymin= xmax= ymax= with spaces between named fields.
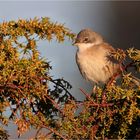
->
xmin=49 ymin=78 xmax=76 ymax=100
xmin=80 ymin=88 xmax=99 ymax=106
xmin=101 ymin=60 xmax=136 ymax=106
xmin=41 ymin=125 xmax=68 ymax=140
xmin=80 ymin=88 xmax=113 ymax=108
xmin=45 ymin=94 xmax=64 ymax=115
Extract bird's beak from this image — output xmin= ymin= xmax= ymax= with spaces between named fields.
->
xmin=72 ymin=42 xmax=78 ymax=46
xmin=72 ymin=42 xmax=76 ymax=46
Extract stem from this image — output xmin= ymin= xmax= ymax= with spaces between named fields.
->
xmin=41 ymin=125 xmax=68 ymax=140
xmin=80 ymin=88 xmax=99 ymax=106
xmin=49 ymin=78 xmax=76 ymax=100
xmin=45 ymin=94 xmax=64 ymax=115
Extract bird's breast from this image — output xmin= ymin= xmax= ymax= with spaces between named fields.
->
xmin=76 ymin=49 xmax=114 ymax=83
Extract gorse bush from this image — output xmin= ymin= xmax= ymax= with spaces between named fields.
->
xmin=0 ymin=17 xmax=139 ymax=139
xmin=0 ymin=17 xmax=75 ymax=139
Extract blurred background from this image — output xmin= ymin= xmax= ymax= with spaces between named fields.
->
xmin=0 ymin=1 xmax=140 ymax=139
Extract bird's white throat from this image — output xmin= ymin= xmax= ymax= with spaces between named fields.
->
xmin=76 ymin=43 xmax=95 ymax=52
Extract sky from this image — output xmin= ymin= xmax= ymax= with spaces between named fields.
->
xmin=0 ymin=1 xmax=116 ymax=100
xmin=0 ymin=1 xmax=140 ymax=139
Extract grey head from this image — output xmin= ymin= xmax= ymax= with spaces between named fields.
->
xmin=74 ymin=28 xmax=103 ymax=45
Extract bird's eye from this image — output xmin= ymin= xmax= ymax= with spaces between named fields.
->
xmin=84 ymin=37 xmax=89 ymax=42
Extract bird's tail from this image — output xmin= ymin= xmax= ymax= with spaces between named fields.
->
xmin=130 ymin=75 xmax=140 ymax=87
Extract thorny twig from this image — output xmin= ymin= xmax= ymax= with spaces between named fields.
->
xmin=79 ymin=88 xmax=113 ymax=107
xmin=102 ymin=58 xmax=138 ymax=103
xmin=45 ymin=94 xmax=65 ymax=115
xmin=49 ymin=78 xmax=76 ymax=100
xmin=41 ymin=125 xmax=68 ymax=140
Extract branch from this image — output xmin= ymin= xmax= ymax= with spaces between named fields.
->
xmin=49 ymin=78 xmax=76 ymax=100
xmin=41 ymin=125 xmax=68 ymax=140
xmin=45 ymin=94 xmax=64 ymax=115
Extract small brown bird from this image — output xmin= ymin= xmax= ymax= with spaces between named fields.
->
xmin=73 ymin=28 xmax=120 ymax=84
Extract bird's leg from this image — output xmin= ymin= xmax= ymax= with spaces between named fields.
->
xmin=101 ymin=91 xmax=106 ymax=104
xmin=92 ymin=85 xmax=97 ymax=93
xmin=92 ymin=83 xmax=98 ymax=93
xmin=92 ymin=83 xmax=100 ymax=104
xmin=101 ymin=82 xmax=110 ymax=104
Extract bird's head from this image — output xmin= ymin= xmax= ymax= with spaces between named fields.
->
xmin=73 ymin=28 xmax=104 ymax=51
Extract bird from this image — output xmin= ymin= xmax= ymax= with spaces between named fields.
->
xmin=73 ymin=28 xmax=121 ymax=84
xmin=73 ymin=28 xmax=140 ymax=86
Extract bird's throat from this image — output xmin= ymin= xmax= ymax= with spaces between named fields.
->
xmin=76 ymin=43 xmax=94 ymax=52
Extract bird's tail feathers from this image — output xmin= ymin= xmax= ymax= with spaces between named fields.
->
xmin=130 ymin=75 xmax=140 ymax=87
